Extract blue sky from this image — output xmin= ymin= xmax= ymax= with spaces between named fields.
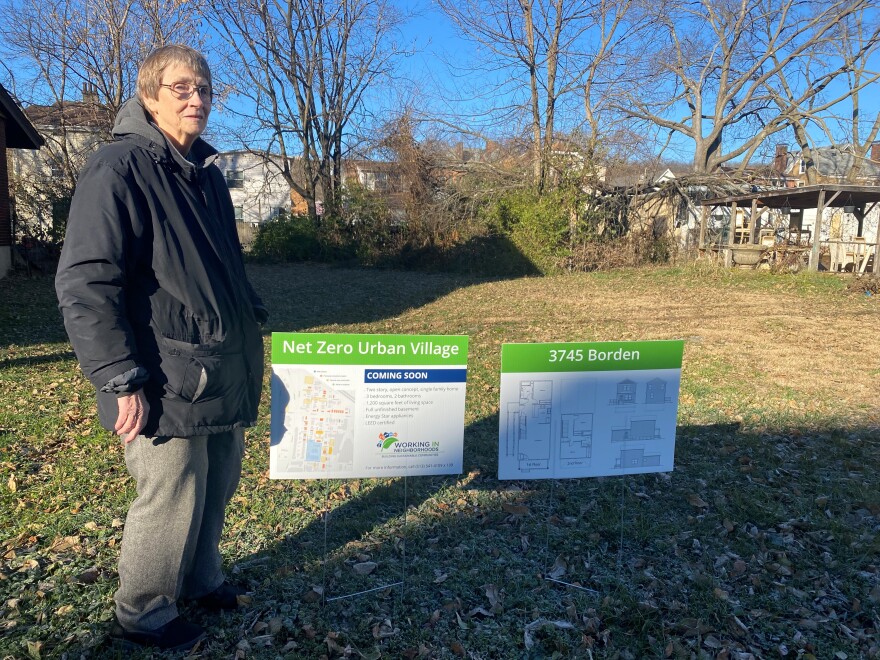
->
xmin=381 ymin=1 xmax=880 ymax=166
xmin=4 ymin=0 xmax=878 ymax=167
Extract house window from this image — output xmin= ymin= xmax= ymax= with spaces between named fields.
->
xmin=359 ymin=170 xmax=389 ymax=191
xmin=233 ymin=206 xmax=244 ymax=222
xmin=226 ymin=170 xmax=244 ymax=189
xmin=271 ymin=206 xmax=285 ymax=219
xmin=798 ymin=159 xmax=806 ymax=175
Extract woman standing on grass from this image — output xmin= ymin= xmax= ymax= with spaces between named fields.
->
xmin=55 ymin=45 xmax=267 ymax=652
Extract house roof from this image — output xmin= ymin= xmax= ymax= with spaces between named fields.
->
xmin=806 ymin=145 xmax=880 ymax=180
xmin=605 ymin=165 xmax=696 ymax=188
xmin=24 ymin=100 xmax=112 ymax=129
xmin=701 ymin=184 xmax=880 ymax=211
xmin=0 ymin=84 xmax=43 ymax=149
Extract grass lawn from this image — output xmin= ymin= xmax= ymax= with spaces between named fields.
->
xmin=1 ymin=262 xmax=878 ymax=659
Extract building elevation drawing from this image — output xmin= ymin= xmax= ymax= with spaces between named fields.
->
xmin=610 ymin=418 xmax=661 ymax=443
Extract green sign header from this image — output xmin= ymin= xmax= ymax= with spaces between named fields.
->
xmin=272 ymin=333 xmax=469 ymax=366
xmin=502 ymin=340 xmax=684 ymax=373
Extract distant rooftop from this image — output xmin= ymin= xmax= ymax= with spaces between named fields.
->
xmin=808 ymin=145 xmax=880 ymax=180
xmin=24 ymin=101 xmax=112 ymax=129
xmin=23 ymin=83 xmax=112 ymax=130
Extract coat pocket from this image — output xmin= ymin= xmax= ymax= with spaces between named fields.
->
xmin=160 ymin=349 xmax=231 ymax=403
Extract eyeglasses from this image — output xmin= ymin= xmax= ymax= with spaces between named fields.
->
xmin=159 ymin=82 xmax=213 ymax=101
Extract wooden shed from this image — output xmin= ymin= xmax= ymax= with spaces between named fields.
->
xmin=699 ymin=185 xmax=880 ymax=273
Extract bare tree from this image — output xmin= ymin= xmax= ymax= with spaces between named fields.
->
xmin=376 ymin=112 xmax=438 ymax=224
xmin=748 ymin=5 xmax=880 ymax=184
xmin=833 ymin=11 xmax=880 ymax=182
xmin=437 ymin=0 xmax=639 ymax=191
xmin=1 ymin=0 xmax=198 ymax=126
xmin=1 ymin=0 xmax=198 ymax=235
xmin=2 ymin=0 xmax=198 ymax=180
xmin=206 ymin=0 xmax=406 ymax=220
xmin=619 ymin=0 xmax=877 ymax=174
xmin=581 ymin=0 xmax=650 ymax=166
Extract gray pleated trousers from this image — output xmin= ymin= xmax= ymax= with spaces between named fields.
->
xmin=114 ymin=429 xmax=244 ymax=631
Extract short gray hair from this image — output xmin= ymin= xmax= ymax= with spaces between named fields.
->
xmin=136 ymin=45 xmax=212 ymax=102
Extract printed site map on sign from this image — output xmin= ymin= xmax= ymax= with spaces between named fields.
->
xmin=498 ymin=341 xmax=684 ymax=480
xmin=270 ymin=333 xmax=468 ymax=479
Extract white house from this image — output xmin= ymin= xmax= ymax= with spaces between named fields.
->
xmin=214 ymin=150 xmax=294 ymax=226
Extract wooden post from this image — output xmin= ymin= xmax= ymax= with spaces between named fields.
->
xmin=749 ymin=199 xmax=759 ymax=244
xmin=874 ymin=209 xmax=880 ymax=275
xmin=699 ymin=205 xmax=709 ymax=252
xmin=726 ymin=202 xmax=738 ymax=267
xmin=851 ymin=206 xmax=866 ymax=275
xmin=809 ymin=190 xmax=826 ymax=271
xmin=854 ymin=207 xmax=864 ymax=237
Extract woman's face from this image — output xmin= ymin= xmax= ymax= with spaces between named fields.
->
xmin=143 ymin=63 xmax=211 ymax=154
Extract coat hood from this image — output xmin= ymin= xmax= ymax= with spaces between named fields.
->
xmin=112 ymin=96 xmax=217 ymax=167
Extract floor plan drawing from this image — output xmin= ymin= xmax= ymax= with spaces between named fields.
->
xmin=501 ymin=377 xmax=599 ymax=475
xmin=505 ymin=380 xmax=553 ymax=472
xmin=559 ymin=412 xmax=593 ymax=465
xmin=557 ymin=377 xmax=595 ymax=470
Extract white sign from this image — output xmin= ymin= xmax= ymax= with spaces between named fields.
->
xmin=498 ymin=341 xmax=684 ymax=480
xmin=270 ymin=333 xmax=468 ymax=479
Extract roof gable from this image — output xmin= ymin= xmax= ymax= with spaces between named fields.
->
xmin=0 ymin=84 xmax=43 ymax=149
xmin=813 ymin=145 xmax=880 ymax=179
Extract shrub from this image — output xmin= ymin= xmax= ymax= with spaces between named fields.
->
xmin=339 ymin=184 xmax=401 ymax=266
xmin=249 ymin=214 xmax=321 ymax=262
xmin=481 ymin=188 xmax=573 ymax=274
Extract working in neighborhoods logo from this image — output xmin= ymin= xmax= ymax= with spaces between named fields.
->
xmin=377 ymin=431 xmax=400 ymax=450
xmin=376 ymin=431 xmax=441 ymax=456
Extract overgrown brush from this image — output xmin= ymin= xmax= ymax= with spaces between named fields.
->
xmin=248 ymin=214 xmax=323 ymax=263
xmin=246 ymin=184 xmax=683 ymax=276
xmin=845 ymin=274 xmax=880 ymax=295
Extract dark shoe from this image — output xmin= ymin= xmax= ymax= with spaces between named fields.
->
xmin=196 ymin=581 xmax=247 ymax=611
xmin=109 ymin=616 xmax=205 ymax=652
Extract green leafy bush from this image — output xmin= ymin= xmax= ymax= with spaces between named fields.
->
xmin=244 ymin=181 xmax=676 ymax=276
xmin=249 ymin=214 xmax=321 ymax=262
xmin=339 ymin=184 xmax=400 ymax=266
xmin=481 ymin=188 xmax=573 ymax=274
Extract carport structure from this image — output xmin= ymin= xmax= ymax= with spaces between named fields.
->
xmin=699 ymin=184 xmax=880 ymax=273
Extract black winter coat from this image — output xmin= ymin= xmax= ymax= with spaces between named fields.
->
xmin=55 ymin=98 xmax=265 ymax=437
